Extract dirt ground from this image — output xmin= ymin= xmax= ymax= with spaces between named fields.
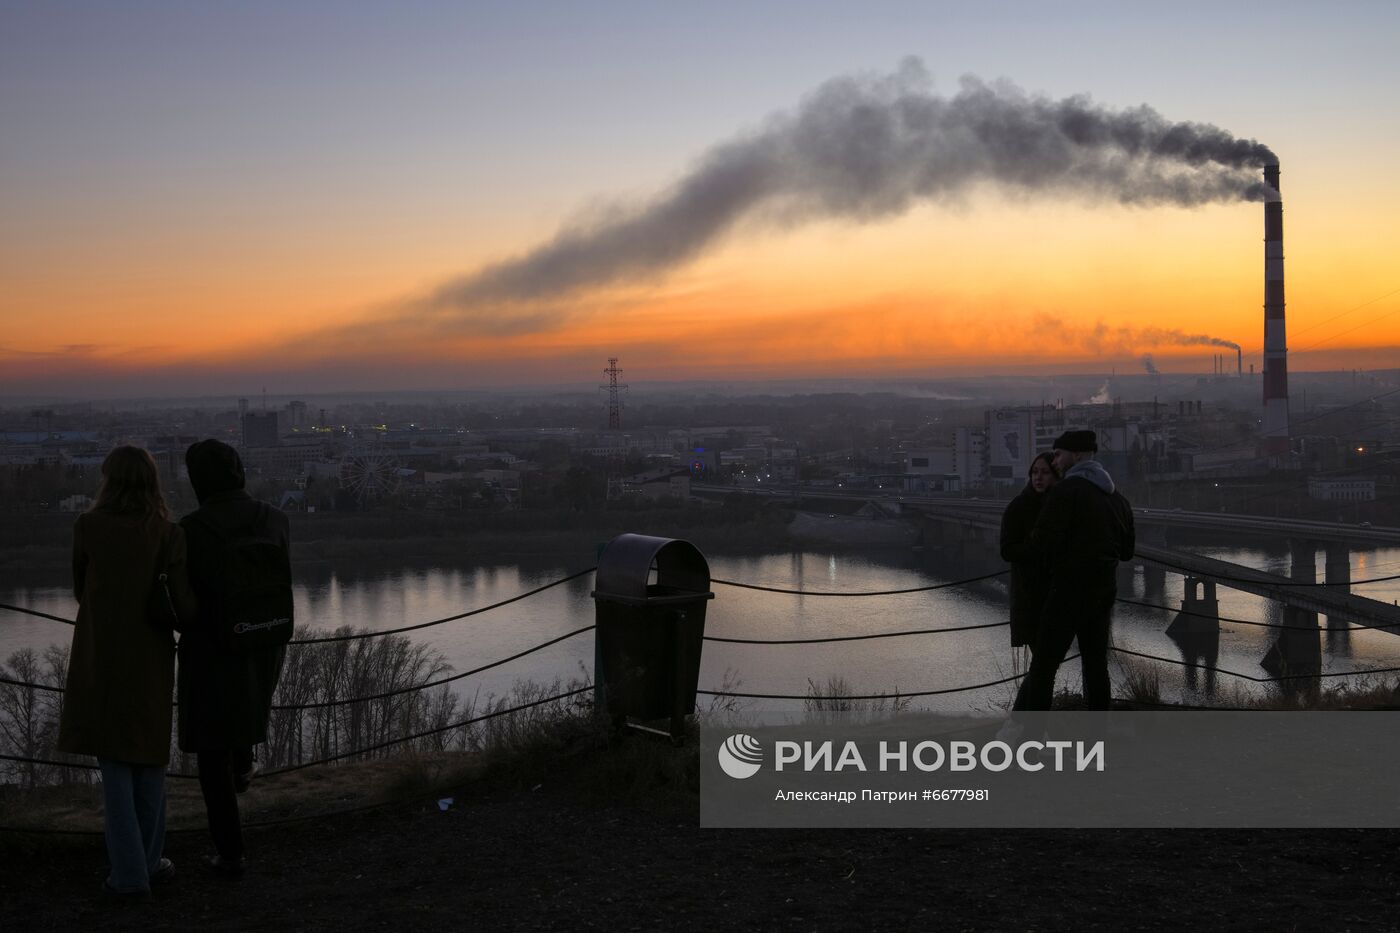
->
xmin=3 ymin=745 xmax=1399 ymax=933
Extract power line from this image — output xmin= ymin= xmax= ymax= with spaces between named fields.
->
xmin=1287 ymin=285 xmax=1400 ymax=341
xmin=1292 ymin=302 xmax=1400 ymax=356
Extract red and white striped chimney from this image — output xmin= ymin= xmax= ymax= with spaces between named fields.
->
xmin=1261 ymin=164 xmax=1289 ymax=457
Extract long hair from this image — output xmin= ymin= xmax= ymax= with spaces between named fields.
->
xmin=91 ymin=445 xmax=169 ymax=521
xmin=1025 ymin=451 xmax=1057 ymax=495
xmin=1026 ymin=450 xmax=1056 ymax=480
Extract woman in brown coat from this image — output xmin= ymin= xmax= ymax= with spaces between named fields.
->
xmin=57 ymin=445 xmax=195 ymax=897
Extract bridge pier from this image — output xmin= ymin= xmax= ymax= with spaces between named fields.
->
xmin=1260 ymin=540 xmax=1323 ymax=678
xmin=1167 ymin=577 xmax=1220 ymax=637
xmin=917 ymin=515 xmax=986 ymax=580
xmin=1141 ymin=524 xmax=1168 ymax=548
xmin=948 ymin=522 xmax=993 ymax=579
xmin=1142 ymin=563 xmax=1167 ymax=599
xmin=1261 ymin=606 xmax=1322 ymax=678
xmin=1288 ymin=538 xmax=1321 ymax=628
xmin=1324 ymin=543 xmax=1351 ymax=591
xmin=1322 ymin=542 xmax=1352 ymax=636
xmin=1289 ymin=538 xmax=1317 ymax=584
xmin=1165 ymin=576 xmax=1220 ymax=694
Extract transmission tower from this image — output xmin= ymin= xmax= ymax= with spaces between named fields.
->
xmin=599 ymin=357 xmax=628 ymax=430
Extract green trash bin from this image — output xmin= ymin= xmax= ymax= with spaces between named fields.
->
xmin=591 ymin=534 xmax=713 ymax=739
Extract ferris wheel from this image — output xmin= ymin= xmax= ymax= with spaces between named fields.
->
xmin=337 ymin=448 xmax=402 ymax=505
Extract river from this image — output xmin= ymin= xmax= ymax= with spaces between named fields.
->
xmin=4 ymin=545 xmax=1399 ymax=712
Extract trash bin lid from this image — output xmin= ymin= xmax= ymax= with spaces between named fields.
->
xmin=593 ymin=533 xmax=710 ymax=602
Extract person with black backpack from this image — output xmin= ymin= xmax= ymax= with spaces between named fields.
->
xmin=179 ymin=439 xmax=294 ymax=878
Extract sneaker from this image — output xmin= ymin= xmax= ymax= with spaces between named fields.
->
xmin=234 ymin=761 xmax=260 ymax=794
xmin=149 ymin=857 xmax=176 ymax=885
xmin=204 ymin=854 xmax=245 ymax=879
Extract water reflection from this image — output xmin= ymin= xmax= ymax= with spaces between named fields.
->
xmin=4 ymin=546 xmax=1399 ymax=711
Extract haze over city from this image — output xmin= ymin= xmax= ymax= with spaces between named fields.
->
xmin=3 ymin=1 xmax=1398 ymax=400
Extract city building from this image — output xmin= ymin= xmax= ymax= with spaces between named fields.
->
xmin=904 ymin=447 xmax=955 ymax=476
xmin=621 ymin=466 xmax=691 ymax=502
xmin=242 ymin=411 xmax=280 ymax=448
xmin=1308 ymin=476 xmax=1376 ymax=502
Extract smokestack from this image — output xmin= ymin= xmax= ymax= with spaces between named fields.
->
xmin=1236 ymin=347 xmax=1242 ymax=376
xmin=1261 ymin=163 xmax=1289 ymax=457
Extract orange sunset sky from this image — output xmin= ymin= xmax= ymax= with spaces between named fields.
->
xmin=2 ymin=2 xmax=1398 ymax=398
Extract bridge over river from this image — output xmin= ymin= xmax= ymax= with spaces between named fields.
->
xmin=696 ymin=484 xmax=1400 ymax=673
xmin=910 ymin=500 xmax=1400 ymax=631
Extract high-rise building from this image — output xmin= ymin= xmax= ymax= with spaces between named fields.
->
xmin=242 ymin=411 xmax=280 ymax=447
xmin=284 ymin=400 xmax=308 ymax=430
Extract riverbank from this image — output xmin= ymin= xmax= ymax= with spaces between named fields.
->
xmin=2 ymin=504 xmax=802 ymax=587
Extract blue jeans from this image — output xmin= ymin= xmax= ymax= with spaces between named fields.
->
xmin=98 ymin=759 xmax=167 ymax=892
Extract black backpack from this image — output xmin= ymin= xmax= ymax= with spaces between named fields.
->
xmin=190 ymin=506 xmax=294 ymax=651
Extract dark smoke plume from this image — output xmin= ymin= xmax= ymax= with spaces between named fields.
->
xmin=1035 ymin=315 xmax=1240 ymax=356
xmin=422 ymin=57 xmax=1274 ymax=324
xmin=1138 ymin=328 xmax=1240 ymax=352
xmin=1142 ymin=354 xmax=1160 ymax=375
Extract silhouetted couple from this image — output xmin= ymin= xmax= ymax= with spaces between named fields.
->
xmin=57 ymin=440 xmax=289 ymax=896
xmin=999 ymin=430 xmax=1135 ymax=711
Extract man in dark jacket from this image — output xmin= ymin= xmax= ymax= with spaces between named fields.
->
xmin=179 ymin=439 xmax=290 ymax=876
xmin=1012 ymin=430 xmax=1135 ymax=711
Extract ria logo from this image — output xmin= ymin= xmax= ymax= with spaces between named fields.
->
xmin=717 ymin=734 xmax=763 ymax=779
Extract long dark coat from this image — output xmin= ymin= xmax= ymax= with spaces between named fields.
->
xmin=176 ymin=490 xmax=289 ymax=752
xmin=999 ymin=485 xmax=1050 ymax=647
xmin=57 ymin=511 xmax=195 ymax=766
xmin=1025 ymin=470 xmax=1136 ymax=633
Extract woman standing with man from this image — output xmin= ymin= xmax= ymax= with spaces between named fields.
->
xmin=57 ymin=445 xmax=195 ymax=898
xmin=999 ymin=450 xmax=1059 ymax=669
